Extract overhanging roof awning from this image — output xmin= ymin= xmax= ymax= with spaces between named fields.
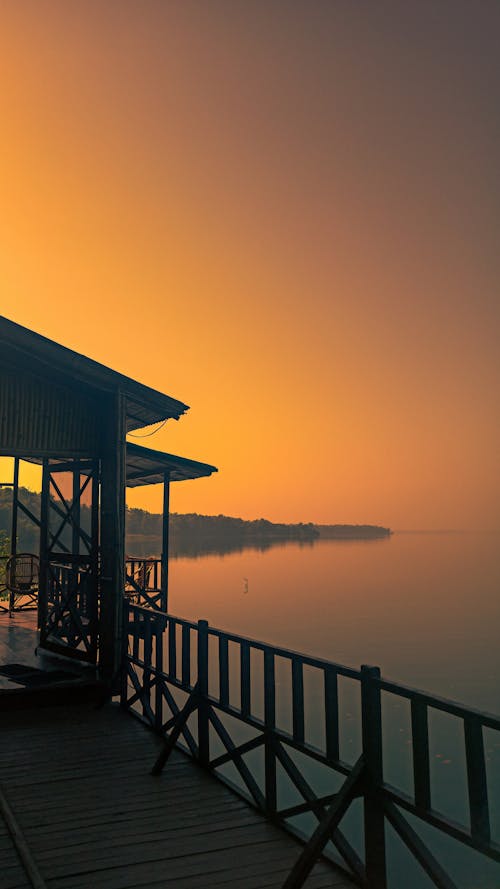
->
xmin=0 ymin=316 xmax=189 ymax=432
xmin=18 ymin=443 xmax=217 ymax=485
xmin=126 ymin=442 xmax=217 ymax=487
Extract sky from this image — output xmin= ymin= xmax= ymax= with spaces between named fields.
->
xmin=0 ymin=1 xmax=499 ymax=530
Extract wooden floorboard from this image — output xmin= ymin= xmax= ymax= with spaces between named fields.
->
xmin=0 ymin=802 xmax=33 ymax=888
xmin=0 ymin=702 xmax=356 ymax=889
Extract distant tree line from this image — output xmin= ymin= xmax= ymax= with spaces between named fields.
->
xmin=0 ymin=487 xmax=319 ymax=556
xmin=0 ymin=486 xmax=390 ymax=562
xmin=127 ymin=510 xmax=320 ymax=557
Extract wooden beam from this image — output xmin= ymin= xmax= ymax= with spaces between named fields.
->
xmin=99 ymin=390 xmax=126 ymax=687
xmin=161 ymin=471 xmax=170 ymax=611
xmin=11 ymin=457 xmax=19 ymax=557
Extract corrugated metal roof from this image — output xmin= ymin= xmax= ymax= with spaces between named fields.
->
xmin=0 ymin=316 xmax=189 ymax=431
xmin=0 ymin=366 xmax=101 ymax=456
xmin=126 ymin=442 xmax=217 ymax=487
xmin=21 ymin=444 xmax=217 ymax=485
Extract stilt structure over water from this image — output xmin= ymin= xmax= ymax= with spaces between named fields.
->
xmin=0 ymin=316 xmax=498 ymax=888
xmin=0 ymin=315 xmax=215 ymax=683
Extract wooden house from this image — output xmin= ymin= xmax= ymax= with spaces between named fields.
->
xmin=0 ymin=315 xmax=216 ymax=688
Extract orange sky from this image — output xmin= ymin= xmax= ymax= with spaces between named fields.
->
xmin=1 ymin=2 xmax=499 ymax=530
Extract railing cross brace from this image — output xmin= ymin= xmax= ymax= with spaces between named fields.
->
xmin=151 ymin=683 xmax=200 ymax=775
xmin=281 ymin=755 xmax=367 ymax=889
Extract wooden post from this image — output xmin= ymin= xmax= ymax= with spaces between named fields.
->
xmin=143 ymin=615 xmax=153 ymax=722
xmin=38 ymin=459 xmax=50 ymax=632
xmin=71 ymin=463 xmax=80 ymax=559
xmin=10 ymin=458 xmax=19 ymax=557
xmin=99 ymin=391 xmax=126 ymax=688
xmin=154 ymin=617 xmax=164 ymax=731
xmin=324 ymin=666 xmax=340 ymax=762
xmin=197 ymin=619 xmax=210 ymax=767
xmin=264 ymin=648 xmax=277 ymax=815
xmin=71 ymin=463 xmax=81 ymax=610
xmin=464 ymin=716 xmax=490 ymax=843
xmin=9 ymin=458 xmax=19 ymax=614
xmin=161 ymin=471 xmax=170 ymax=612
xmin=411 ymin=698 xmax=431 ymax=810
xmin=240 ymin=641 xmax=251 ymax=717
xmin=218 ymin=637 xmax=229 ymax=707
xmin=120 ymin=600 xmax=130 ymax=709
xmin=91 ymin=457 xmax=100 ymax=633
xmin=292 ymin=657 xmax=305 ymax=744
xmin=361 ymin=665 xmax=387 ymax=888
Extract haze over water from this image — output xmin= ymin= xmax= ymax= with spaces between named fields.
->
xmin=168 ymin=531 xmax=500 ymax=714
xmin=163 ymin=531 xmax=500 ymax=887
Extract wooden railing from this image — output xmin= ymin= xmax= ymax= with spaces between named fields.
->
xmin=125 ymin=558 xmax=165 ymax=610
xmin=40 ymin=557 xmax=98 ymax=662
xmin=122 ymin=603 xmax=500 ymax=889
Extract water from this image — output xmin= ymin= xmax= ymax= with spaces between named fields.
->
xmin=167 ymin=530 xmax=500 ymax=714
xmin=148 ymin=530 xmax=500 ymax=888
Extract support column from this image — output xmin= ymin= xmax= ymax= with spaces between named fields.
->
xmin=38 ymin=459 xmax=50 ymax=632
xmin=10 ymin=458 xmax=19 ymax=558
xmin=71 ymin=462 xmax=81 ymax=603
xmin=99 ymin=391 xmax=127 ymax=688
xmin=161 ymin=471 xmax=170 ymax=612
xmin=71 ymin=463 xmax=81 ymax=559
xmin=9 ymin=458 xmax=19 ymax=613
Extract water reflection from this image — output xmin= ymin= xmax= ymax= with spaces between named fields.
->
xmin=163 ymin=531 xmax=500 ymax=715
xmin=128 ymin=534 xmax=319 ymax=560
xmin=130 ymin=530 xmax=500 ymax=888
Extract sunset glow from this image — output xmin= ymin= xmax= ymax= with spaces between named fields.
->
xmin=1 ymin=2 xmax=498 ymax=529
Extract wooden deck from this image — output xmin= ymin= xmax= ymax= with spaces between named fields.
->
xmin=0 ymin=702 xmax=355 ymax=889
xmin=0 ymin=612 xmax=103 ymax=713
xmin=0 ymin=611 xmax=39 ymax=690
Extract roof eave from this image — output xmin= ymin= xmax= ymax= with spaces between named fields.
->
xmin=0 ymin=315 xmax=189 ymax=428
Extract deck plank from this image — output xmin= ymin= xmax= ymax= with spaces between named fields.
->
xmin=0 ymin=814 xmax=32 ymax=888
xmin=0 ymin=702 xmax=356 ymax=889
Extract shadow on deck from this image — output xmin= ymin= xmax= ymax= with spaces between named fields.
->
xmin=1 ymin=703 xmax=355 ymax=889
xmin=0 ymin=612 xmax=103 ymax=711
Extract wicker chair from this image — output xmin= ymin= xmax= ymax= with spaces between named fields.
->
xmin=5 ymin=553 xmax=40 ymax=615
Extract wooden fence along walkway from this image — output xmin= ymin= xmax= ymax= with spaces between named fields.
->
xmin=0 ymin=703 xmax=352 ymax=889
xmin=122 ymin=601 xmax=500 ymax=889
xmin=125 ymin=559 xmax=164 ymax=610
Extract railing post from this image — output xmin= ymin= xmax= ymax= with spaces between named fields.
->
xmin=154 ymin=618 xmax=164 ymax=732
xmin=264 ymin=648 xmax=277 ymax=816
xmin=197 ymin=619 xmax=210 ymax=767
xmin=143 ymin=615 xmax=153 ymax=723
xmin=120 ymin=602 xmax=130 ymax=708
xmin=361 ymin=664 xmax=387 ymax=888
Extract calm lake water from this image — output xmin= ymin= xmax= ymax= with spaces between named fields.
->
xmin=153 ymin=530 xmax=500 ymax=888
xmin=167 ymin=530 xmax=500 ymax=714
